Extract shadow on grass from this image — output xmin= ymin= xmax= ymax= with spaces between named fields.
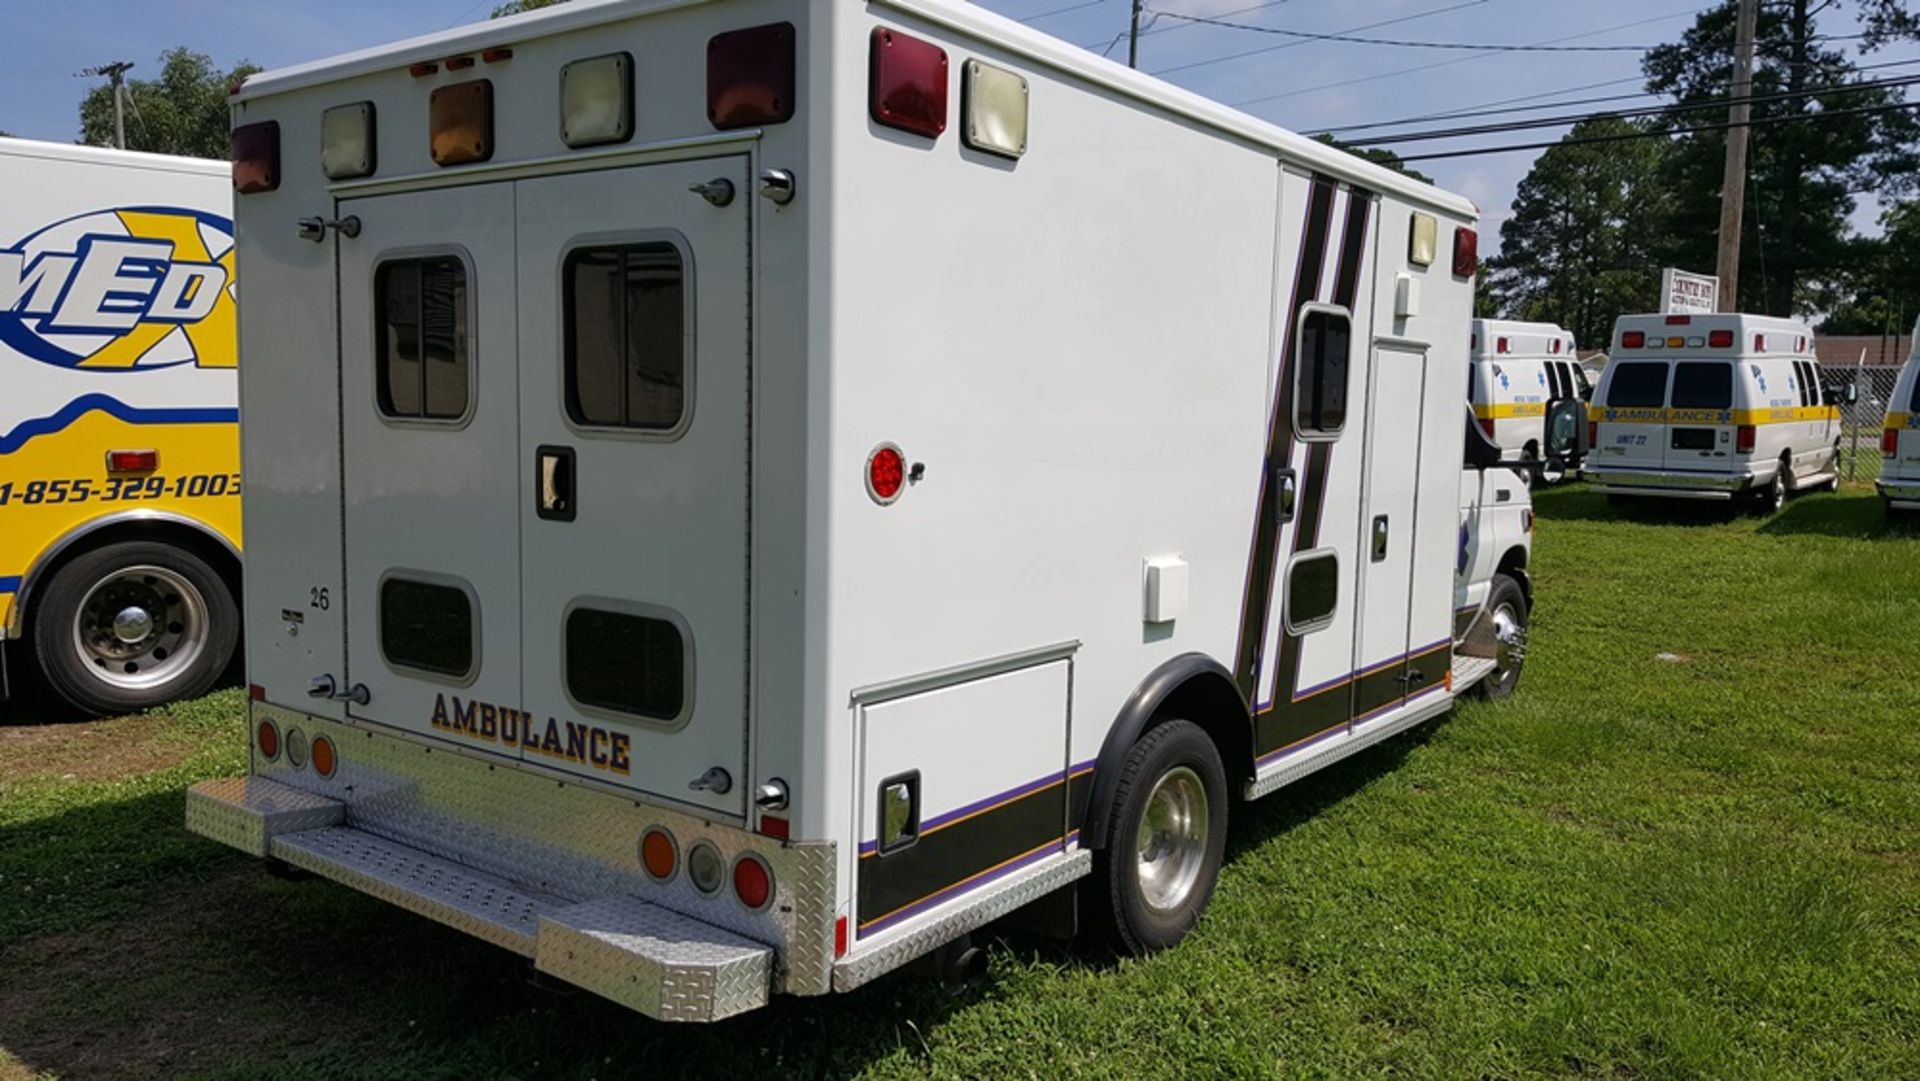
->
xmin=1528 ymin=485 xmax=1749 ymax=527
xmin=0 ymin=707 xmax=1453 ymax=1080
xmin=1758 ymin=490 xmax=1920 ymax=539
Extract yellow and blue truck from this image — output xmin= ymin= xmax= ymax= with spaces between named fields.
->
xmin=1 ymin=137 xmax=241 ymax=715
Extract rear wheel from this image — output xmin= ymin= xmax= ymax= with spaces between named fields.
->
xmin=1753 ymin=465 xmax=1788 ymax=515
xmin=1473 ymin=573 xmax=1529 ymax=700
xmin=32 ymin=541 xmax=238 ymax=716
xmin=1088 ymin=719 xmax=1228 ymax=956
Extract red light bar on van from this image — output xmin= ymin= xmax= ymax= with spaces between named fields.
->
xmin=1452 ymin=227 xmax=1477 ymax=278
xmin=707 ymin=22 xmax=797 ymax=130
xmin=1665 ymin=315 xmax=1691 ymax=325
xmin=870 ymin=28 xmax=949 ymax=138
xmin=1622 ymin=331 xmax=1646 ymax=349
xmin=1709 ymin=330 xmax=1733 ymax=348
xmin=1496 ymin=337 xmax=1510 ymax=355
xmin=231 ymin=121 xmax=281 ymax=194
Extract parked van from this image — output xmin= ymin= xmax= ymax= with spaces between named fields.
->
xmin=187 ymin=0 xmax=1583 ymax=1022
xmin=1881 ymin=336 xmax=1920 ymax=516
xmin=1 ymin=138 xmax=241 ymax=714
xmin=1469 ymin=319 xmax=1588 ymax=479
xmin=1585 ymin=314 xmax=1841 ymax=511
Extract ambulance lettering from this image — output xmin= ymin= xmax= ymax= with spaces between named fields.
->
xmin=429 ymin=693 xmax=633 ymax=776
xmin=0 ymin=207 xmax=236 ymax=370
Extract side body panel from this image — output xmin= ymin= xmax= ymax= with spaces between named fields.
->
xmin=0 ymin=142 xmax=240 ymax=642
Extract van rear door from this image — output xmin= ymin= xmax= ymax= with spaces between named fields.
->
xmin=1595 ymin=359 xmax=1669 ymax=473
xmin=1666 ymin=360 xmax=1736 ymax=471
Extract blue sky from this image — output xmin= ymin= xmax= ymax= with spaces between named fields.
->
xmin=3 ymin=0 xmax=1914 ymax=245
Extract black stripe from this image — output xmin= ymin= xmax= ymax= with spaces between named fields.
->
xmin=856 ymin=777 xmax=1067 ymax=934
xmin=1256 ymin=188 xmax=1375 ymax=758
xmin=1234 ymin=177 xmax=1338 ymax=701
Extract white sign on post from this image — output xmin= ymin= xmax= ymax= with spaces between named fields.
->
xmin=1661 ymin=268 xmax=1719 ymax=315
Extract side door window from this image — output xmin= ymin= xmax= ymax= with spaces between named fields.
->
xmin=1295 ymin=306 xmax=1353 ymax=441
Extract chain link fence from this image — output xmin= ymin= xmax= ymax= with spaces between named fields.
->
xmin=1836 ymin=365 xmax=1904 ymax=484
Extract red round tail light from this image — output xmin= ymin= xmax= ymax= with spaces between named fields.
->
xmin=256 ymin=719 xmax=280 ymax=761
xmin=641 ymin=828 xmax=679 ymax=883
xmin=867 ymin=443 xmax=906 ymax=505
xmin=732 ymin=854 xmax=773 ymax=911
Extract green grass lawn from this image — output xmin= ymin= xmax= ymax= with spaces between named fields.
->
xmin=2 ymin=485 xmax=1916 ymax=1079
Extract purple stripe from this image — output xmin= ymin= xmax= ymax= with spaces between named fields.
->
xmin=858 ymin=840 xmax=1061 ymax=937
xmin=1258 ymin=655 xmax=1454 ymax=767
xmin=1288 ymin=639 xmax=1452 ymax=704
xmin=858 ymin=764 xmax=1083 ymax=855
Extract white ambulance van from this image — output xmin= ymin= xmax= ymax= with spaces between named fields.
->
xmin=1585 ymin=313 xmax=1841 ymax=512
xmin=1469 ymin=319 xmax=1587 ymax=480
xmin=1 ymin=139 xmax=242 ymax=715
xmin=187 ymin=0 xmax=1583 ymax=1021
xmin=1881 ymin=336 xmax=1920 ymax=516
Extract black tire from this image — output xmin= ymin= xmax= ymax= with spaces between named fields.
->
xmin=1473 ymin=573 xmax=1529 ymax=701
xmin=1087 ymin=719 xmax=1229 ymax=956
xmin=1751 ymin=465 xmax=1788 ymax=516
xmin=31 ymin=541 xmax=239 ymax=716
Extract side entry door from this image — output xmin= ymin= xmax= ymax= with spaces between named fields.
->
xmin=515 ymin=159 xmax=751 ymax=818
xmin=338 ymin=185 xmax=522 ymax=738
xmin=1354 ymin=345 xmax=1426 ymax=721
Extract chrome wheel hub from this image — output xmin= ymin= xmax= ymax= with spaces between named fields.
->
xmin=1492 ymin=602 xmax=1527 ymax=679
xmin=72 ymin=565 xmax=209 ymax=691
xmin=1135 ymin=766 xmax=1209 ymax=914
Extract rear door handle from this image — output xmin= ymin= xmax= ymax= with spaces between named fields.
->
xmin=536 ymin=445 xmax=576 ymax=522
xmin=1372 ymin=514 xmax=1390 ymax=562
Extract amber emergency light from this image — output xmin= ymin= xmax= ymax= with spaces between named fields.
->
xmin=431 ymin=80 xmax=495 ymax=166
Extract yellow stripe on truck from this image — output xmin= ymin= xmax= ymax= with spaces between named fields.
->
xmin=1889 ymin=412 xmax=1917 ymax=430
xmin=1471 ymin=402 xmax=1547 ymax=420
xmin=1588 ymin=405 xmax=1842 ymax=424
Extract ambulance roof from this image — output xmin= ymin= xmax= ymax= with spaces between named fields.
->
xmin=1610 ymin=313 xmax=1817 ymax=360
xmin=232 ymin=0 xmax=1476 ymax=219
xmin=0 ymin=136 xmax=228 ymax=177
xmin=1471 ymin=319 xmax=1575 ymax=360
xmin=1613 ymin=312 xmax=1811 ymax=338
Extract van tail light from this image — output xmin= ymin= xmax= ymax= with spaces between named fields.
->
xmin=231 ymin=121 xmax=280 ymax=193
xmin=1709 ymin=330 xmax=1734 ymax=348
xmin=1887 ymin=427 xmax=1902 ymax=458
xmin=1452 ymin=227 xmax=1478 ymax=278
xmin=1589 ymin=420 xmax=1599 ymax=447
xmin=1735 ymin=425 xmax=1757 ymax=454
xmin=256 ymin=718 xmax=281 ymax=761
xmin=1478 ymin=417 xmax=1496 ymax=439
xmin=870 ymin=28 xmax=949 ymax=138
xmin=732 ymin=854 xmax=773 ymax=912
xmin=311 ymin=735 xmax=337 ymax=779
xmin=641 ymin=828 xmax=679 ymax=882
xmin=1622 ymin=331 xmax=1646 ymax=349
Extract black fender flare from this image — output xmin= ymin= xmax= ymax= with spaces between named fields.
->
xmin=1077 ymin=652 xmax=1251 ymax=850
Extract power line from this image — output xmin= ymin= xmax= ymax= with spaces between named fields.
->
xmin=1151 ymin=0 xmax=1492 ymax=78
xmin=1019 ymin=0 xmax=1107 ymax=22
xmin=1149 ymin=9 xmax=1658 ymax=52
xmin=1229 ymin=6 xmax=1708 ymax=108
xmin=1391 ymin=98 xmax=1920 ymax=162
xmin=1315 ymin=54 xmax=1920 ymax=140
xmin=1075 ymin=0 xmax=1296 ymax=50
xmin=1342 ymin=71 xmax=1920 ymax=146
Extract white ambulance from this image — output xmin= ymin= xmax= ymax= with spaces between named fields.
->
xmin=1585 ymin=313 xmax=1842 ymax=512
xmin=187 ymin=0 xmax=1583 ymax=1021
xmin=1 ymin=139 xmax=242 ymax=714
xmin=1469 ymin=319 xmax=1588 ymax=480
xmin=1881 ymin=334 xmax=1920 ymax=516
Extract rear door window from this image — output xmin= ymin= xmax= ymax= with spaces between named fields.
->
xmin=1606 ymin=362 xmax=1670 ymax=409
xmin=1671 ymin=362 xmax=1733 ymax=411
xmin=1910 ymin=370 xmax=1920 ymax=412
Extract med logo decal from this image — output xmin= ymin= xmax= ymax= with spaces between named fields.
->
xmin=0 ymin=206 xmax=236 ymax=371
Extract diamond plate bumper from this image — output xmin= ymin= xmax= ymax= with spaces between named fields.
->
xmin=185 ymin=777 xmax=773 ymax=1022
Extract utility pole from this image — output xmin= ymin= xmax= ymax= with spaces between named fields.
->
xmin=1129 ymin=0 xmax=1144 ymax=69
xmin=81 ymin=61 xmax=135 ymax=149
xmin=1715 ymin=0 xmax=1760 ymax=312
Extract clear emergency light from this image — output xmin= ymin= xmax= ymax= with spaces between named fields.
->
xmin=430 ymin=80 xmax=494 ymax=166
xmin=321 ymin=102 xmax=377 ymax=180
xmin=870 ymin=28 xmax=949 ymax=138
xmin=231 ymin=121 xmax=281 ymax=193
xmin=962 ymin=59 xmax=1027 ymax=159
xmin=561 ymin=53 xmax=634 ymax=148
xmin=1409 ymin=214 xmax=1437 ymax=267
xmin=707 ymin=22 xmax=796 ymax=130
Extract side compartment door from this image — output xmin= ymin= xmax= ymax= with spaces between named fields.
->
xmin=1353 ymin=345 xmax=1426 ymax=721
xmin=338 ymin=185 xmax=522 ymax=740
xmin=514 ymin=159 xmax=751 ymax=816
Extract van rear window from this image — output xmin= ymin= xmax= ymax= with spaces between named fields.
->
xmin=375 ymin=257 xmax=470 ymax=421
xmin=1911 ymin=372 xmax=1920 ymax=412
xmin=566 ymin=606 xmax=685 ymax=722
xmin=1671 ymin=362 xmax=1733 ymax=410
xmin=1606 ymin=362 xmax=1669 ymax=409
xmin=380 ymin=576 xmax=476 ymax=679
xmin=565 ymin=242 xmax=687 ymax=431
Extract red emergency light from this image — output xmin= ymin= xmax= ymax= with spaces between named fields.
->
xmin=707 ymin=22 xmax=797 ymax=129
xmin=870 ymin=28 xmax=948 ymax=138
xmin=1621 ymin=331 xmax=1646 ymax=349
xmin=106 ymin=448 xmax=158 ymax=473
xmin=231 ymin=121 xmax=280 ymax=194
xmin=1709 ymin=330 xmax=1734 ymax=348
xmin=1451 ymin=227 xmax=1477 ymax=278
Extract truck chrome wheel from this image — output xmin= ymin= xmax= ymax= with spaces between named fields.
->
xmin=1135 ymin=766 xmax=1210 ymax=914
xmin=1491 ymin=601 xmax=1527 ymax=682
xmin=69 ymin=565 xmax=210 ymax=691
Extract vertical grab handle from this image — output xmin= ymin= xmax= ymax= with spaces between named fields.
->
xmin=1372 ymin=514 xmax=1390 ymax=562
xmin=536 ymin=445 xmax=577 ymax=522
